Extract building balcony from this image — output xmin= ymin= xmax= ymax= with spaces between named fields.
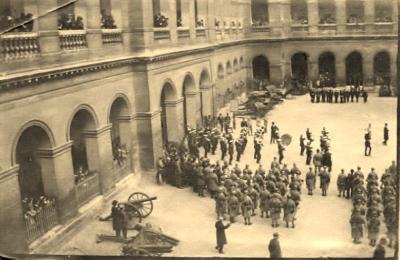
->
xmin=59 ymin=30 xmax=88 ymax=51
xmin=177 ymin=27 xmax=190 ymax=40
xmin=318 ymin=23 xmax=337 ymax=32
xmin=291 ymin=24 xmax=309 ymax=32
xmin=195 ymin=27 xmax=206 ymax=38
xmin=374 ymin=22 xmax=394 ymax=32
xmin=251 ymin=25 xmax=271 ymax=33
xmin=101 ymin=28 xmax=123 ymax=45
xmin=153 ymin=27 xmax=171 ymax=41
xmin=0 ymin=32 xmax=40 ymax=61
xmin=345 ymin=23 xmax=366 ymax=32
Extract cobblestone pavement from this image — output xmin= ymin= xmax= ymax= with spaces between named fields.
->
xmin=52 ymin=94 xmax=397 ymax=257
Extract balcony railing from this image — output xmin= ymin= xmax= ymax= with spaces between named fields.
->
xmin=196 ymin=27 xmax=206 ymax=38
xmin=374 ymin=22 xmax=394 ymax=32
xmin=177 ymin=27 xmax=190 ymax=39
xmin=101 ymin=28 xmax=123 ymax=45
xmin=224 ymin=26 xmax=230 ymax=34
xmin=346 ymin=23 xmax=365 ymax=32
xmin=291 ymin=24 xmax=309 ymax=32
xmin=318 ymin=24 xmax=337 ymax=31
xmin=153 ymin=27 xmax=171 ymax=40
xmin=75 ymin=173 xmax=100 ymax=207
xmin=24 ymin=199 xmax=59 ymax=244
xmin=0 ymin=32 xmax=40 ymax=61
xmin=59 ymin=30 xmax=88 ymax=51
xmin=251 ymin=25 xmax=271 ymax=33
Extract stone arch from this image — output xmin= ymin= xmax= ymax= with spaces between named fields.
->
xmin=318 ymin=51 xmax=336 ymax=86
xmin=233 ymin=58 xmax=239 ymax=72
xmin=291 ymin=51 xmax=309 ymax=84
xmin=373 ymin=51 xmax=391 ymax=85
xmin=217 ymin=63 xmax=224 ymax=79
xmin=226 ymin=60 xmax=232 ymax=75
xmin=252 ymin=55 xmax=270 ymax=81
xmin=160 ymin=80 xmax=182 ymax=145
xmin=239 ymin=56 xmax=244 ymax=69
xmin=345 ymin=51 xmax=363 ymax=85
xmin=107 ymin=93 xmax=132 ymax=124
xmin=182 ymin=73 xmax=199 ymax=128
xmin=66 ymin=104 xmax=99 ymax=141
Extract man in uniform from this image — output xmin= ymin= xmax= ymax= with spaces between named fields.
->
xmin=364 ymin=130 xmax=372 ymax=156
xmin=216 ymin=189 xmax=227 ymax=220
xmin=242 ymin=191 xmax=254 ymax=225
xmin=203 ymin=135 xmax=211 ymax=158
xmin=211 ymin=130 xmax=219 ymax=155
xmin=228 ymin=140 xmax=234 ymax=165
xmin=220 ymin=137 xmax=227 ymax=161
xmin=283 ymin=195 xmax=296 ymax=228
xmin=270 ymin=194 xmax=282 ymax=228
xmin=313 ymin=149 xmax=323 ymax=175
xmin=254 ymin=139 xmax=262 ymax=164
xmin=268 ymin=233 xmax=282 ymax=258
xmin=260 ymin=188 xmax=270 ymax=218
xmin=306 ymin=142 xmax=313 ymax=165
xmin=337 ymin=169 xmax=347 ymax=197
xmin=235 ymin=138 xmax=243 ymax=162
xmin=277 ymin=139 xmax=285 ymax=164
xmin=306 ymin=167 xmax=315 ymax=195
xmin=270 ymin=122 xmax=277 ymax=144
xmin=215 ymin=217 xmax=231 ymax=254
xmin=383 ymin=123 xmax=389 ymax=145
xmin=228 ymin=192 xmax=240 ymax=223
xmin=319 ymin=167 xmax=330 ymax=196
xmin=299 ymin=134 xmax=306 ymax=156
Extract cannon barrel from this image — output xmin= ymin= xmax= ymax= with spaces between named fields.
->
xmin=129 ymin=196 xmax=157 ymax=205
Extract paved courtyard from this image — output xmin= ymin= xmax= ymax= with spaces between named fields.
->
xmin=49 ymin=94 xmax=397 ymax=257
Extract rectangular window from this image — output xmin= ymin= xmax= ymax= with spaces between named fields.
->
xmin=318 ymin=0 xmax=336 ymax=24
xmin=251 ymin=0 xmax=269 ymax=26
xmin=346 ymin=0 xmax=364 ymax=23
xmin=290 ymin=0 xmax=308 ymax=24
xmin=375 ymin=0 xmax=392 ymax=22
xmin=176 ymin=0 xmax=182 ymax=27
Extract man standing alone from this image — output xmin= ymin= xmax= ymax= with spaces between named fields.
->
xmin=215 ymin=217 xmax=231 ymax=254
xmin=268 ymin=232 xmax=282 ymax=258
xmin=383 ymin=123 xmax=389 ymax=145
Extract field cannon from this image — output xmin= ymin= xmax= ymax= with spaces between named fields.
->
xmin=120 ymin=192 xmax=157 ymax=224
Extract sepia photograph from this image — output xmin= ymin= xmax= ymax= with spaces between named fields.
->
xmin=0 ymin=0 xmax=398 ymax=258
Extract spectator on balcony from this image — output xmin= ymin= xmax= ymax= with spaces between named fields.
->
xmin=0 ymin=12 xmax=34 ymax=33
xmin=215 ymin=19 xmax=220 ymax=28
xmin=74 ymin=166 xmax=89 ymax=183
xmin=73 ymin=16 xmax=84 ymax=30
xmin=154 ymin=13 xmax=169 ymax=28
xmin=100 ymin=9 xmax=117 ymax=29
xmin=196 ymin=19 xmax=205 ymax=27
xmin=177 ymin=18 xmax=183 ymax=27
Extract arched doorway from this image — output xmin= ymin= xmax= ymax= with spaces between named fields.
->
xmin=16 ymin=125 xmax=52 ymax=200
xmin=200 ymin=69 xmax=212 ymax=120
xmin=252 ymin=55 xmax=270 ymax=82
xmin=226 ymin=61 xmax=232 ymax=75
xmin=182 ymin=74 xmax=197 ymax=128
xmin=373 ymin=51 xmax=390 ymax=85
xmin=291 ymin=52 xmax=308 ymax=85
xmin=346 ymin=51 xmax=363 ymax=85
xmin=109 ymin=97 xmax=132 ymax=179
xmin=233 ymin=58 xmax=239 ymax=72
xmin=318 ymin=52 xmax=336 ymax=86
xmin=160 ymin=82 xmax=178 ymax=145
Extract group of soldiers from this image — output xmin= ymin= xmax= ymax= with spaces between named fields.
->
xmin=345 ymin=161 xmax=397 ymax=248
xmin=301 ymin=128 xmax=332 ymax=173
xmin=309 ymin=87 xmax=368 ymax=104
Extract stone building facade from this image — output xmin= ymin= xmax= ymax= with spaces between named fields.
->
xmin=0 ymin=0 xmax=397 ymax=253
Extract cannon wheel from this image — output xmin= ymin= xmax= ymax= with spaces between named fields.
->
xmin=120 ymin=203 xmax=142 ymax=224
xmin=128 ymin=192 xmax=154 ymax=218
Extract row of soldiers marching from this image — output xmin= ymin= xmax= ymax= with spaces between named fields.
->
xmin=346 ymin=161 xmax=398 ymax=248
xmin=309 ymin=87 xmax=368 ymax=103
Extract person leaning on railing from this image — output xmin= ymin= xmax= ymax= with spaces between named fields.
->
xmin=0 ymin=12 xmax=34 ymax=33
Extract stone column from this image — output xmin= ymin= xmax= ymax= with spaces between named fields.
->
xmin=85 ymin=0 xmax=103 ymax=57
xmin=309 ymin=59 xmax=319 ymax=81
xmin=207 ymin=0 xmax=216 ymax=40
xmin=363 ymin=53 xmax=374 ymax=86
xmin=111 ymin=0 xmax=123 ymax=28
xmin=336 ymin=58 xmax=346 ymax=85
xmin=37 ymin=142 xmax=78 ymax=223
xmin=242 ymin=0 xmax=251 ymax=36
xmin=37 ymin=0 xmax=60 ymax=64
xmin=135 ymin=111 xmax=163 ymax=170
xmin=121 ymin=0 xmax=153 ymax=51
xmin=184 ymin=91 xmax=199 ymax=128
xmin=335 ymin=0 xmax=346 ymax=33
xmin=82 ymin=125 xmax=115 ymax=195
xmin=270 ymin=63 xmax=284 ymax=85
xmin=364 ymin=0 xmax=374 ymax=32
xmin=392 ymin=0 xmax=398 ymax=33
xmin=307 ymin=0 xmax=319 ymax=34
xmin=164 ymin=98 xmax=185 ymax=143
xmin=188 ymin=0 xmax=196 ymax=40
xmin=167 ymin=0 xmax=178 ymax=43
xmin=200 ymin=83 xmax=214 ymax=117
xmin=0 ymin=166 xmax=28 ymax=253
xmin=268 ymin=0 xmax=283 ymax=36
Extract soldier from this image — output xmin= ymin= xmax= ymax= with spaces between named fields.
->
xmin=254 ymin=139 xmax=262 ymax=164
xmin=350 ymin=212 xmax=365 ymax=244
xmin=270 ymin=194 xmax=282 ymax=228
xmin=242 ymin=191 xmax=254 ymax=225
xmin=337 ymin=169 xmax=347 ymax=197
xmin=208 ymin=170 xmax=219 ymax=199
xmin=362 ymin=90 xmax=368 ymax=103
xmin=306 ymin=142 xmax=313 ymax=165
xmin=219 ymin=137 xmax=227 ymax=161
xmin=211 ymin=131 xmax=219 ymax=155
xmin=283 ymin=195 xmax=296 ymax=228
xmin=383 ymin=123 xmax=389 ymax=145
xmin=228 ymin=192 xmax=240 ymax=223
xmin=196 ymin=165 xmax=205 ymax=197
xmin=235 ymin=138 xmax=243 ymax=162
xmin=299 ymin=134 xmax=306 ymax=156
xmin=319 ymin=167 xmax=330 ymax=196
xmin=156 ymin=156 xmax=165 ymax=184
xmin=216 ymin=189 xmax=227 ymax=220
xmin=364 ymin=130 xmax=372 ymax=156
xmin=217 ymin=113 xmax=224 ymax=131
xmin=277 ymin=139 xmax=285 ymax=164
xmin=306 ymin=167 xmax=315 ymax=195
xmin=322 ymin=149 xmax=332 ymax=172
xmin=228 ymin=140 xmax=234 ymax=165
xmin=203 ymin=135 xmax=211 ymax=158
xmin=260 ymin=189 xmax=271 ymax=218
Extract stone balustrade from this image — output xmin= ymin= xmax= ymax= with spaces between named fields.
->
xmin=101 ymin=29 xmax=123 ymax=45
xmin=251 ymin=25 xmax=271 ymax=33
xmin=291 ymin=24 xmax=309 ymax=32
xmin=0 ymin=32 xmax=40 ymax=61
xmin=59 ymin=30 xmax=88 ymax=51
xmin=153 ymin=27 xmax=171 ymax=40
xmin=196 ymin=27 xmax=206 ymax=38
xmin=318 ymin=24 xmax=337 ymax=31
xmin=374 ymin=22 xmax=394 ymax=33
xmin=346 ymin=23 xmax=366 ymax=32
xmin=177 ymin=27 xmax=190 ymax=39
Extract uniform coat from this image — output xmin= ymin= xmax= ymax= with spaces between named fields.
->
xmin=268 ymin=238 xmax=282 ymax=258
xmin=215 ymin=220 xmax=230 ymax=247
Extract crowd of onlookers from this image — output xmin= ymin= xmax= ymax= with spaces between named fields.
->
xmin=0 ymin=13 xmax=34 ymax=32
xmin=58 ymin=13 xmax=84 ymax=30
xmin=22 ymin=196 xmax=55 ymax=224
xmin=100 ymin=10 xmax=117 ymax=29
xmin=251 ymin=19 xmax=269 ymax=27
xmin=154 ymin=13 xmax=169 ymax=28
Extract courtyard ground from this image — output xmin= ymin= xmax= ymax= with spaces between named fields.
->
xmin=46 ymin=94 xmax=397 ymax=257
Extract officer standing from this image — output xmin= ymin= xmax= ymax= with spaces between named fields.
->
xmin=319 ymin=167 xmax=330 ymax=196
xmin=268 ymin=233 xmax=282 ymax=258
xmin=383 ymin=123 xmax=389 ymax=145
xmin=228 ymin=140 xmax=234 ymax=165
xmin=277 ymin=139 xmax=285 ymax=164
xmin=299 ymin=134 xmax=305 ymax=156
xmin=364 ymin=130 xmax=372 ymax=156
xmin=306 ymin=142 xmax=313 ymax=165
xmin=337 ymin=169 xmax=346 ymax=197
xmin=306 ymin=167 xmax=315 ymax=195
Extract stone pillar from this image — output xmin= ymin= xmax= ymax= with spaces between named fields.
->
xmin=111 ymin=0 xmax=123 ymax=28
xmin=242 ymin=0 xmax=251 ymax=36
xmin=200 ymin=83 xmax=214 ymax=117
xmin=37 ymin=142 xmax=78 ymax=223
xmin=0 ymin=166 xmax=28 ymax=254
xmin=164 ymin=98 xmax=185 ymax=143
xmin=270 ymin=64 xmax=283 ymax=85
xmin=307 ymin=0 xmax=319 ymax=34
xmin=363 ymin=53 xmax=373 ymax=86
xmin=188 ymin=0 xmax=196 ymax=40
xmin=335 ymin=0 xmax=346 ymax=33
xmin=117 ymin=115 xmax=136 ymax=173
xmin=392 ymin=0 xmax=398 ymax=33
xmin=85 ymin=0 xmax=103 ymax=57
xmin=164 ymin=0 xmax=178 ymax=44
xmin=309 ymin=59 xmax=319 ymax=81
xmin=82 ymin=125 xmax=115 ymax=195
xmin=269 ymin=0 xmax=283 ymax=36
xmin=184 ymin=91 xmax=199 ymax=128
xmin=207 ymin=0 xmax=216 ymax=41
xmin=364 ymin=0 xmax=374 ymax=32
xmin=121 ymin=0 xmax=153 ymax=51
xmin=135 ymin=111 xmax=162 ymax=170
xmin=37 ymin=0 xmax=60 ymax=64
xmin=336 ymin=59 xmax=346 ymax=85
